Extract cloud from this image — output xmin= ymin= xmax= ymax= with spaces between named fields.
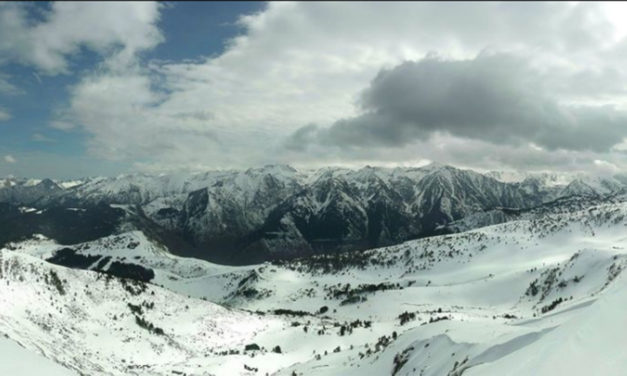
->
xmin=49 ymin=120 xmax=76 ymax=131
xmin=0 ymin=150 xmax=128 ymax=179
xmin=288 ymin=53 xmax=627 ymax=153
xmin=0 ymin=2 xmax=164 ymax=150
xmin=3 ymin=155 xmax=16 ymax=164
xmin=0 ymin=2 xmax=163 ymax=74
xmin=42 ymin=2 xmax=627 ymax=173
xmin=32 ymin=133 xmax=55 ymax=142
xmin=0 ymin=108 xmax=10 ymax=121
xmin=282 ymin=132 xmax=627 ymax=176
xmin=0 ymin=73 xmax=20 ymax=95
xmin=593 ymin=159 xmax=620 ymax=176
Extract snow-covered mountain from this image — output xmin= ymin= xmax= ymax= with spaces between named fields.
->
xmin=1 ymin=164 xmax=626 ymax=264
xmin=0 ymin=177 xmax=63 ymax=204
xmin=2 ymin=190 xmax=627 ymax=375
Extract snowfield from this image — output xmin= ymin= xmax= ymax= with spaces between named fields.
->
xmin=1 ymin=197 xmax=627 ymax=375
xmin=0 ymin=335 xmax=77 ymax=376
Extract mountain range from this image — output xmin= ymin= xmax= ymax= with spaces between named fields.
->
xmin=1 ymin=180 xmax=626 ymax=375
xmin=2 ymin=163 xmax=626 ymax=265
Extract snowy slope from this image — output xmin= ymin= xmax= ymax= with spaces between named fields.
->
xmin=466 ymin=273 xmax=627 ymax=375
xmin=3 ymin=195 xmax=627 ymax=375
xmin=0 ymin=336 xmax=77 ymax=376
xmin=265 ymin=200 xmax=627 ymax=375
xmin=0 ymin=250 xmax=295 ymax=376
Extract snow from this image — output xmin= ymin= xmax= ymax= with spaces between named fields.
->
xmin=0 ymin=336 xmax=77 ymax=376
xmin=57 ymin=179 xmax=86 ymax=189
xmin=466 ymin=273 xmax=627 ymax=376
xmin=1 ymin=194 xmax=627 ymax=375
xmin=65 ymin=163 xmax=626 ymax=209
xmin=0 ymin=178 xmax=17 ymax=187
xmin=485 ymin=170 xmax=584 ymax=187
xmin=23 ymin=178 xmax=42 ymax=187
xmin=0 ymin=250 xmax=286 ymax=375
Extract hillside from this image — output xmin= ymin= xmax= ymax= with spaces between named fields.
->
xmin=2 ymin=194 xmax=626 ymax=374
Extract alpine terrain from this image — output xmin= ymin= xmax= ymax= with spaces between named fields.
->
xmin=5 ymin=1 xmax=627 ymax=375
xmin=1 ymin=164 xmax=627 ymax=375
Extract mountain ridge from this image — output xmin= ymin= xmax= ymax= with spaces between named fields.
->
xmin=2 ymin=163 xmax=626 ymax=264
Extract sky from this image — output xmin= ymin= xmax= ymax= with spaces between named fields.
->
xmin=2 ymin=2 xmax=627 ymax=178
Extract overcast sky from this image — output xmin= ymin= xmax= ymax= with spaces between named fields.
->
xmin=2 ymin=2 xmax=627 ymax=178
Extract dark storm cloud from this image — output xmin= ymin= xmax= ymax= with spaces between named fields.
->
xmin=288 ymin=53 xmax=627 ymax=153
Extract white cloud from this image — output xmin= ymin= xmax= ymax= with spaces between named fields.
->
xmin=46 ymin=2 xmax=627 ymax=173
xmin=0 ymin=2 xmax=164 ymax=149
xmin=32 ymin=133 xmax=55 ymax=142
xmin=0 ymin=108 xmax=10 ymax=121
xmin=3 ymin=155 xmax=16 ymax=164
xmin=0 ymin=72 xmax=20 ymax=95
xmin=49 ymin=120 xmax=76 ymax=131
xmin=593 ymin=159 xmax=620 ymax=176
xmin=0 ymin=2 xmax=163 ymax=74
